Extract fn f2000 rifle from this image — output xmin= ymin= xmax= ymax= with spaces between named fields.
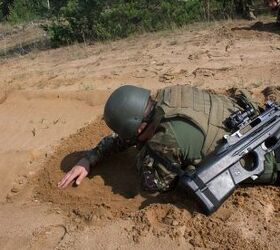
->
xmin=181 ymin=101 xmax=280 ymax=214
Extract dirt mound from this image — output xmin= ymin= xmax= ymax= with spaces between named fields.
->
xmin=34 ymin=119 xmax=146 ymax=222
xmin=128 ymin=186 xmax=279 ymax=249
xmin=34 ymin=87 xmax=280 ymax=249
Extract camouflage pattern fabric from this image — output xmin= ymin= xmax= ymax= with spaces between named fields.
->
xmin=86 ymin=133 xmax=134 ymax=165
xmin=136 ymin=118 xmax=204 ymax=192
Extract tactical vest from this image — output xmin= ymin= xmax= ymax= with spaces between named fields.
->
xmin=155 ymin=85 xmax=241 ymax=155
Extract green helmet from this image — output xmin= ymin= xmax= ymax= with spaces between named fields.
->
xmin=104 ymin=85 xmax=150 ymax=139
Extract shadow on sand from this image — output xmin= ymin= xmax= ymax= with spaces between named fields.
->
xmin=60 ymin=149 xmax=200 ymax=213
xmin=232 ymin=21 xmax=280 ymax=35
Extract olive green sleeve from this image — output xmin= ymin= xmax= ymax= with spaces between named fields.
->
xmin=85 ymin=133 xmax=134 ymax=166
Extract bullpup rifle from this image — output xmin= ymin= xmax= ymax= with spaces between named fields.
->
xmin=181 ymin=101 xmax=280 ymax=214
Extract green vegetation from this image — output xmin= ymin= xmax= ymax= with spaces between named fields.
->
xmin=48 ymin=0 xmax=204 ymax=46
xmin=0 ymin=0 xmax=46 ymax=23
xmin=0 ymin=0 xmax=272 ymax=47
xmin=8 ymin=0 xmax=41 ymax=23
xmin=46 ymin=0 xmax=242 ymax=46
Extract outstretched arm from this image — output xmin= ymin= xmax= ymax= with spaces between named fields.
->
xmin=58 ymin=133 xmax=134 ymax=188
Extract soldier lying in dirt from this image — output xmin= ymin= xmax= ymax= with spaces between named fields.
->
xmin=58 ymin=85 xmax=280 ymax=197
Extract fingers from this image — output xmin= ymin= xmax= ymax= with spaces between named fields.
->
xmin=57 ymin=164 xmax=90 ymax=189
xmin=58 ymin=169 xmax=79 ymax=189
xmin=75 ymin=171 xmax=88 ymax=186
xmin=57 ymin=172 xmax=71 ymax=188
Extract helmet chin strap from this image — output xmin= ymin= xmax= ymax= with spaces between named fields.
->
xmin=142 ymin=100 xmax=157 ymax=123
xmin=136 ymin=122 xmax=157 ymax=142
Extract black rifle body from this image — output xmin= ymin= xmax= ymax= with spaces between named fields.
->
xmin=180 ymin=103 xmax=280 ymax=214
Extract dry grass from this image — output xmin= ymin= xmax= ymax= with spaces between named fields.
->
xmin=0 ymin=22 xmax=49 ymax=57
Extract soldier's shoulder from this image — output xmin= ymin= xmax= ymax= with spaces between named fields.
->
xmin=146 ymin=122 xmax=178 ymax=153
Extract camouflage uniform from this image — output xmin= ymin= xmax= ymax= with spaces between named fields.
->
xmin=86 ymin=85 xmax=279 ymax=193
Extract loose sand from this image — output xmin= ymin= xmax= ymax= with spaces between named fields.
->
xmin=0 ymin=18 xmax=279 ymax=249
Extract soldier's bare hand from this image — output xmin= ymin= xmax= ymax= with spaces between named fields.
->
xmin=57 ymin=158 xmax=90 ymax=189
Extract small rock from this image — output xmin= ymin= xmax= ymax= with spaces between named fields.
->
xmin=11 ymin=187 xmax=20 ymax=193
xmin=6 ymin=194 xmax=13 ymax=202
xmin=29 ymin=171 xmax=36 ymax=176
xmin=159 ymin=73 xmax=174 ymax=82
xmin=172 ymin=220 xmax=179 ymax=226
xmin=189 ymin=238 xmax=195 ymax=246
xmin=156 ymin=62 xmax=164 ymax=66
xmin=163 ymin=216 xmax=173 ymax=225
xmin=178 ymin=225 xmax=186 ymax=235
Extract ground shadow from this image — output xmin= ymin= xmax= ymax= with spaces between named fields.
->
xmin=232 ymin=21 xmax=280 ymax=35
xmin=60 ymin=150 xmax=87 ymax=172
xmin=139 ymin=185 xmax=200 ymax=214
xmin=60 ymin=149 xmax=197 ymax=213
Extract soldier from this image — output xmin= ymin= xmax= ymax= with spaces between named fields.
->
xmin=234 ymin=0 xmax=257 ymax=20
xmin=58 ymin=85 xmax=280 ymax=193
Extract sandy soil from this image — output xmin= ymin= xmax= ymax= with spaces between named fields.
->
xmin=0 ymin=17 xmax=279 ymax=249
